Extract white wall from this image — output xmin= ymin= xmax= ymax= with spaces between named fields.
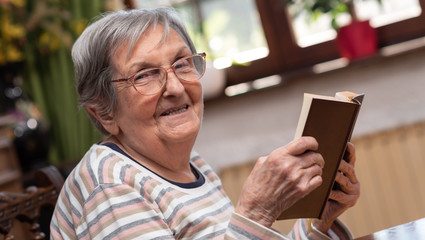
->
xmin=194 ymin=46 xmax=425 ymax=172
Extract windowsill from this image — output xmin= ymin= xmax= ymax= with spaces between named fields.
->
xmin=208 ymin=35 xmax=425 ymax=101
xmin=312 ymin=35 xmax=425 ymax=74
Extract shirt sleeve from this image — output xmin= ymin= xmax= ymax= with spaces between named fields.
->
xmin=225 ymin=212 xmax=291 ymax=240
xmin=225 ymin=213 xmax=353 ymax=240
xmin=289 ymin=218 xmax=353 ymax=240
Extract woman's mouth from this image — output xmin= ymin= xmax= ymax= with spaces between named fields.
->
xmin=160 ymin=105 xmax=189 ymax=116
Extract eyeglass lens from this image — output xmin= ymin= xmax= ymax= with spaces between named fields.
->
xmin=132 ymin=54 xmax=205 ymax=95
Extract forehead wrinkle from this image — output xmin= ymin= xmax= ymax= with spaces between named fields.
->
xmin=111 ymin=25 xmax=164 ymax=77
xmin=125 ymin=45 xmax=189 ymax=77
xmin=125 ymin=22 xmax=171 ymax=61
xmin=115 ymin=25 xmax=188 ymax=78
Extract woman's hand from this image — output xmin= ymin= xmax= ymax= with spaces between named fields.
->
xmin=312 ymin=142 xmax=360 ymax=233
xmin=235 ymin=136 xmax=325 ymax=228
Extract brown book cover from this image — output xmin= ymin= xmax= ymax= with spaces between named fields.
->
xmin=278 ymin=91 xmax=364 ymax=220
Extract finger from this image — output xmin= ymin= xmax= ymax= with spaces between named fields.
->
xmin=285 ymin=136 xmax=319 ymax=155
xmin=310 ymin=163 xmax=323 ymax=177
xmin=334 ymin=170 xmax=351 ymax=192
xmin=344 ymin=142 xmax=356 ymax=166
xmin=334 ymin=167 xmax=360 ymax=195
xmin=329 ymin=188 xmax=357 ymax=204
xmin=301 ymin=151 xmax=325 ymax=169
xmin=305 ymin=161 xmax=323 ymax=182
xmin=338 ymin=160 xmax=358 ymax=185
xmin=301 ymin=165 xmax=323 ymax=196
xmin=309 ymin=174 xmax=323 ymax=191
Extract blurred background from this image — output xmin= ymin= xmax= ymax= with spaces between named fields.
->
xmin=0 ymin=0 xmax=424 ymax=238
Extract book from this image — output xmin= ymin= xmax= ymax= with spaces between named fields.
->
xmin=278 ymin=91 xmax=364 ymax=220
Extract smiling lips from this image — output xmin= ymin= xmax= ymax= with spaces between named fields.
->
xmin=160 ymin=105 xmax=189 ymax=116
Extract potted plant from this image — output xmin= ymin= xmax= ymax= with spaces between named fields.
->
xmin=284 ymin=0 xmax=379 ymax=60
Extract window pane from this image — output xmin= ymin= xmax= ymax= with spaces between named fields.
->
xmin=135 ymin=0 xmax=269 ymax=69
xmin=288 ymin=0 xmax=422 ymax=48
xmin=355 ymin=0 xmax=422 ymax=27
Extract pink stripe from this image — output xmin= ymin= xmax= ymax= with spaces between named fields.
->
xmin=231 ymin=216 xmax=272 ymax=239
xmin=157 ymin=189 xmax=179 ymax=208
xmin=182 ymin=208 xmax=230 ymax=234
xmin=141 ymin=178 xmax=161 ymax=200
xmin=207 ymin=236 xmax=222 ymax=240
xmin=80 ymin=161 xmax=95 ymax=191
xmin=54 ymin=209 xmax=77 ymax=239
xmin=330 ymin=221 xmax=348 ymax=240
xmin=169 ymin=193 xmax=217 ymax=226
xmin=192 ymin=157 xmax=204 ymax=165
xmin=292 ymin=220 xmax=301 ymax=240
xmin=115 ymin=219 xmax=167 ymax=238
xmin=124 ymin=166 xmax=138 ymax=183
xmin=80 ymin=230 xmax=92 ymax=240
xmin=68 ymin=169 xmax=82 ymax=201
xmin=84 ymin=184 xmax=130 ymax=210
xmin=68 ymin=181 xmax=82 ymax=202
xmin=206 ymin=172 xmax=217 ymax=179
xmin=87 ymin=201 xmax=151 ymax=235
xmin=142 ymin=177 xmax=157 ymax=187
xmin=66 ymin=180 xmax=84 ymax=224
xmin=299 ymin=219 xmax=321 ymax=240
xmin=50 ymin=228 xmax=64 ymax=240
xmin=102 ymin=156 xmax=113 ymax=183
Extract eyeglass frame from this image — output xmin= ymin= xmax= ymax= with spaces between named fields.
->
xmin=111 ymin=52 xmax=207 ymax=96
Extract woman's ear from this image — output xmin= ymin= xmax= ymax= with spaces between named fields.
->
xmin=86 ymin=104 xmax=119 ymax=135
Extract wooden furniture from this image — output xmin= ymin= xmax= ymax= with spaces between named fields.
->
xmin=355 ymin=217 xmax=425 ymax=240
xmin=0 ymin=137 xmax=23 ymax=193
xmin=0 ymin=165 xmax=64 ymax=240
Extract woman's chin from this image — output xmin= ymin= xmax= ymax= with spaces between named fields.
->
xmin=157 ymin=119 xmax=201 ymax=143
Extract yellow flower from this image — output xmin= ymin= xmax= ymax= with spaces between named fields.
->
xmin=49 ymin=36 xmax=60 ymax=51
xmin=70 ymin=19 xmax=88 ymax=35
xmin=39 ymin=32 xmax=50 ymax=45
xmin=0 ymin=43 xmax=6 ymax=65
xmin=9 ymin=0 xmax=25 ymax=8
xmin=39 ymin=32 xmax=60 ymax=51
xmin=6 ymin=45 xmax=24 ymax=62
xmin=9 ymin=24 xmax=25 ymax=38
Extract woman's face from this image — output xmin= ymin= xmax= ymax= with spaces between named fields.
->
xmin=108 ymin=24 xmax=203 ymax=156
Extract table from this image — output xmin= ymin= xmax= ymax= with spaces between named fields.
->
xmin=355 ymin=218 xmax=425 ymax=240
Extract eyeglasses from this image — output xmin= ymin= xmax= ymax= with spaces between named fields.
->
xmin=111 ymin=52 xmax=206 ymax=96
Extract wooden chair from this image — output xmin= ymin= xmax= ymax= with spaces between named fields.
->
xmin=0 ymin=165 xmax=64 ymax=240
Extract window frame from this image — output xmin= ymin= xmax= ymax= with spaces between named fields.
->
xmin=226 ymin=0 xmax=425 ymax=86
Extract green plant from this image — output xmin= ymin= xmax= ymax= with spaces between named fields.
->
xmin=284 ymin=0 xmax=381 ymax=29
xmin=0 ymin=0 xmax=109 ymax=164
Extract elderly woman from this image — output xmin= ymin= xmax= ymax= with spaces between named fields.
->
xmin=50 ymin=8 xmax=359 ymax=240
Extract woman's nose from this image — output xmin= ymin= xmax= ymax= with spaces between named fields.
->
xmin=162 ymin=68 xmax=185 ymax=97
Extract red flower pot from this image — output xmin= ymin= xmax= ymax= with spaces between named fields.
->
xmin=336 ymin=20 xmax=378 ymax=60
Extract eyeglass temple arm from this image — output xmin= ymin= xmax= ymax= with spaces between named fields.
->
xmin=111 ymin=79 xmax=129 ymax=83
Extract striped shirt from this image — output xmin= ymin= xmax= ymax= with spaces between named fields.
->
xmin=50 ymin=143 xmax=352 ymax=240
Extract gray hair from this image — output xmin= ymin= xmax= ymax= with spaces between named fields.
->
xmin=72 ymin=8 xmax=197 ymax=135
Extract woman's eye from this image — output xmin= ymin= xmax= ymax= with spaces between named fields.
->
xmin=133 ymin=70 xmax=158 ymax=84
xmin=175 ymin=59 xmax=192 ymax=71
xmin=134 ymin=74 xmax=147 ymax=83
xmin=175 ymin=62 xmax=187 ymax=69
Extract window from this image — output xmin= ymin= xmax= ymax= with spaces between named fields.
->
xmin=227 ymin=0 xmax=425 ymax=86
xmin=289 ymin=0 xmax=422 ymax=48
xmin=135 ymin=0 xmax=269 ymax=69
xmin=130 ymin=0 xmax=425 ymax=93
